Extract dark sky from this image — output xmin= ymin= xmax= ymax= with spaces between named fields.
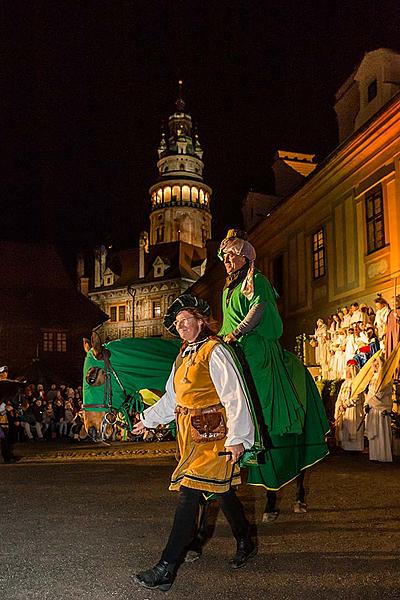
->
xmin=3 ymin=0 xmax=400 ymax=272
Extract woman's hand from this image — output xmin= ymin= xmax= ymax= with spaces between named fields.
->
xmin=225 ymin=443 xmax=244 ymax=463
xmin=131 ymin=420 xmax=146 ymax=435
xmin=223 ymin=332 xmax=237 ymax=344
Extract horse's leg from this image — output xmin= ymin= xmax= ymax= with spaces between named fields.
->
xmin=83 ymin=412 xmax=104 ymax=442
xmin=262 ymin=490 xmax=279 ymax=523
xmin=293 ymin=471 xmax=307 ymax=513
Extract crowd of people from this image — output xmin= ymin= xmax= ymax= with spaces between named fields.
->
xmin=311 ymin=295 xmax=398 ymax=379
xmin=1 ymin=378 xmax=85 ymax=445
xmin=310 ymin=295 xmax=400 ymax=465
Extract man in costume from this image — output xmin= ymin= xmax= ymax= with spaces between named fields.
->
xmin=218 ymin=229 xmax=329 ymax=519
xmin=132 ymin=294 xmax=257 ymax=592
xmin=0 ymin=366 xmax=22 ymax=464
xmin=334 ymin=359 xmax=365 ymax=451
xmin=364 ymin=355 xmax=393 ymax=462
xmin=385 ymin=295 xmax=400 ymax=379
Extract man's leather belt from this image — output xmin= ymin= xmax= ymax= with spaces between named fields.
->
xmin=175 ymin=402 xmax=223 ymax=416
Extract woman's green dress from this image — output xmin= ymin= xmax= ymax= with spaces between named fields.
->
xmin=219 ymin=269 xmax=329 ymax=490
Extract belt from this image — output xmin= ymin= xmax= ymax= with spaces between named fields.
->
xmin=175 ymin=402 xmax=223 ymax=416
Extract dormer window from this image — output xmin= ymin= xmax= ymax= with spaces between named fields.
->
xmin=153 ymin=256 xmax=169 ymax=278
xmin=367 ymin=79 xmax=377 ymax=103
xmin=103 ymin=268 xmax=115 ymax=287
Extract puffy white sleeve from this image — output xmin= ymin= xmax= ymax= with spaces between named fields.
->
xmin=209 ymin=345 xmax=255 ymax=449
xmin=140 ymin=365 xmax=177 ymax=428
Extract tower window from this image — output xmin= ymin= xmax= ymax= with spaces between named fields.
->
xmin=156 ymin=226 xmax=164 ymax=243
xmin=366 ymin=184 xmax=385 ymax=253
xmin=182 ymin=185 xmax=190 ymax=202
xmin=164 ymin=187 xmax=171 ymax=203
xmin=367 ymin=79 xmax=377 ymax=103
xmin=191 ymin=186 xmax=199 ymax=202
xmin=152 ymin=300 xmax=161 ymax=318
xmin=172 ymin=185 xmax=180 ymax=203
xmin=312 ymin=228 xmax=326 ymax=279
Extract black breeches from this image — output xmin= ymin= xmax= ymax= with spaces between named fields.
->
xmin=161 ymin=486 xmax=249 ymax=565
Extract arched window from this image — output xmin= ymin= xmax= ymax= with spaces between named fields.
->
xmin=191 ymin=186 xmax=199 ymax=202
xmin=199 ymin=189 xmax=204 ymax=204
xmin=172 ymin=185 xmax=181 ymax=203
xmin=151 ymin=192 xmax=156 ymax=206
xmin=204 ymin=192 xmax=209 ymax=206
xmin=156 ymin=189 xmax=163 ymax=204
xmin=164 ymin=186 xmax=171 ymax=203
xmin=182 ymin=185 xmax=190 ymax=202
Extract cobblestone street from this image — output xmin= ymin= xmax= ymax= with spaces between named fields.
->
xmin=1 ymin=442 xmax=400 ymax=600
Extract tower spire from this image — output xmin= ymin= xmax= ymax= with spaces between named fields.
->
xmin=149 ymin=83 xmax=212 ymax=248
xmin=175 ymin=79 xmax=185 ymax=112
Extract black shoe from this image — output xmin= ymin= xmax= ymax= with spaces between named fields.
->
xmin=134 ymin=560 xmax=175 ymax=591
xmin=231 ymin=538 xmax=257 ymax=569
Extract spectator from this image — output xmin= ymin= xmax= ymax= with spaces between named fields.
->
xmin=350 ymin=302 xmax=363 ymax=324
xmin=374 ymin=295 xmax=390 ymax=347
xmin=36 ymin=384 xmax=46 ymax=402
xmin=53 ymin=397 xmax=67 ymax=437
xmin=42 ymin=402 xmax=56 ymax=439
xmin=344 ymin=327 xmax=358 ymax=365
xmin=69 ymin=410 xmax=85 ymax=441
xmin=64 ymin=400 xmax=75 ymax=434
xmin=364 ymin=356 xmax=393 ymax=462
xmin=341 ymin=306 xmax=352 ymax=330
xmin=46 ymin=384 xmax=58 ymax=404
xmin=334 ymin=360 xmax=365 ymax=451
xmin=313 ymin=319 xmax=330 ymax=379
xmin=20 ymin=400 xmax=44 ymax=440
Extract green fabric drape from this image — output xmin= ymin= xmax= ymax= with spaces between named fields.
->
xmin=219 ymin=269 xmax=329 ymax=490
xmin=83 ymin=338 xmax=181 ymax=412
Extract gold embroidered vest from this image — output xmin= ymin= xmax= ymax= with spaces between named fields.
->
xmin=174 ymin=339 xmax=221 ymax=410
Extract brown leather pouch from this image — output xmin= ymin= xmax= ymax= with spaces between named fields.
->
xmin=190 ymin=410 xmax=226 ymax=443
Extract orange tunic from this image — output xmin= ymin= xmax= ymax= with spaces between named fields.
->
xmin=169 ymin=339 xmax=241 ymax=493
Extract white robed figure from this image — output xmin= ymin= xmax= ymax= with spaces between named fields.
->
xmin=364 ymin=356 xmax=393 ymax=462
xmin=334 ymin=360 xmax=365 ymax=451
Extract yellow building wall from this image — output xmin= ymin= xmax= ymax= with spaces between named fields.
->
xmin=249 ymin=95 xmax=400 ymax=349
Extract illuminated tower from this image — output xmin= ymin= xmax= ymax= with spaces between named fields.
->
xmin=149 ymin=82 xmax=212 ymax=248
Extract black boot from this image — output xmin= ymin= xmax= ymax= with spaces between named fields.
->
xmin=134 ymin=560 xmax=175 ymax=592
xmin=231 ymin=537 xmax=257 ymax=569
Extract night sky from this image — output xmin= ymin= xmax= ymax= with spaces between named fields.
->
xmin=3 ymin=1 xmax=400 ymax=273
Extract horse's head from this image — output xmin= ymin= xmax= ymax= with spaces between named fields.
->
xmin=83 ymin=333 xmax=110 ymax=388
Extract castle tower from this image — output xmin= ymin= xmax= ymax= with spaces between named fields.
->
xmin=149 ymin=81 xmax=212 ymax=248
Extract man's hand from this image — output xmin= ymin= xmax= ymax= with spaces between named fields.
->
xmin=223 ymin=332 xmax=237 ymax=344
xmin=131 ymin=420 xmax=146 ymax=435
xmin=225 ymin=443 xmax=244 ymax=463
